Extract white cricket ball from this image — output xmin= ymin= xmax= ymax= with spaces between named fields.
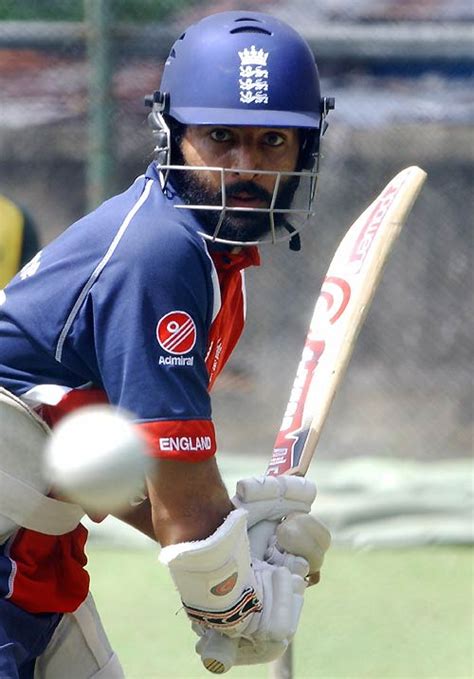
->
xmin=44 ymin=405 xmax=150 ymax=514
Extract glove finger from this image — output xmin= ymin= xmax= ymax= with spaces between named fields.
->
xmin=292 ymin=572 xmax=307 ymax=597
xmin=235 ymin=476 xmax=280 ymax=502
xmin=235 ymin=475 xmax=316 ymax=505
xmin=266 ymin=567 xmax=296 ymax=642
xmin=277 ymin=513 xmax=331 ymax=572
xmin=278 ymin=475 xmax=316 ymax=504
xmin=281 ymin=554 xmax=309 ymax=579
xmin=265 ymin=541 xmax=310 ymax=578
xmin=288 ymin=574 xmax=306 ymax=637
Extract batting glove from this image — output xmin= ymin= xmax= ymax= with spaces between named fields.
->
xmin=159 ymin=508 xmax=305 ymax=643
xmin=232 ymin=475 xmax=316 ymax=528
xmin=233 ymin=475 xmax=331 ymax=581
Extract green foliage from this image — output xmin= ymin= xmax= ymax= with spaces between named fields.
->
xmin=0 ymin=0 xmax=194 ymax=22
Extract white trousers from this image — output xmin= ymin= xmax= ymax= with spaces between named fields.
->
xmin=34 ymin=593 xmax=125 ymax=678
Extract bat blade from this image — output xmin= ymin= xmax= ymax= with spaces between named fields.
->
xmin=267 ymin=165 xmax=427 ymax=477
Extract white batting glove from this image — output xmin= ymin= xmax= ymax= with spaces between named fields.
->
xmin=234 ymin=476 xmax=331 ymax=579
xmin=159 ymin=508 xmax=305 ymax=643
xmin=266 ymin=513 xmax=331 ymax=575
xmin=233 ymin=475 xmax=316 ymax=528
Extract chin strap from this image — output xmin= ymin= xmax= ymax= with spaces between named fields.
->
xmin=282 ymin=221 xmax=301 ymax=252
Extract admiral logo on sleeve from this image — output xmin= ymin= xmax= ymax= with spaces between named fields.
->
xmin=156 ymin=310 xmax=196 ymax=366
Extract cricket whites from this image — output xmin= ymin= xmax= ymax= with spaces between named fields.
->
xmin=200 ymin=165 xmax=427 ymax=674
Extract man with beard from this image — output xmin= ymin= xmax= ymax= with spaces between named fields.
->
xmin=0 ymin=11 xmax=333 ymax=678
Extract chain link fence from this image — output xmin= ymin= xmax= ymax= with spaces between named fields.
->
xmin=0 ymin=0 xmax=472 ymax=461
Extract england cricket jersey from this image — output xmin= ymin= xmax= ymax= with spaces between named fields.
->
xmin=0 ymin=162 xmax=260 ymax=613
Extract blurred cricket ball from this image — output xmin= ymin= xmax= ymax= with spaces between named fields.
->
xmin=44 ymin=405 xmax=150 ymax=514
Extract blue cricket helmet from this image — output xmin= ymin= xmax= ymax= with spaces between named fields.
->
xmin=144 ymin=11 xmax=334 ymax=249
xmin=157 ymin=11 xmax=326 ymax=131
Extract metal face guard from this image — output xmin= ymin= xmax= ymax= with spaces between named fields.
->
xmin=158 ymin=164 xmax=320 ymax=247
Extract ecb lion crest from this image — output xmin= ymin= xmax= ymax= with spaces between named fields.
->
xmin=238 ymin=46 xmax=269 ymax=105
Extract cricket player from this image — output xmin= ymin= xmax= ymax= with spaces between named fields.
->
xmin=0 ymin=11 xmax=333 ymax=678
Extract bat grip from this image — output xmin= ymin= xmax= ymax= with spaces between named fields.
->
xmin=200 ymin=519 xmax=278 ymax=673
xmin=199 ymin=632 xmax=238 ymax=674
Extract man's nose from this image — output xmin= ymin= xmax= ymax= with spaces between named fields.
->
xmin=228 ymin=144 xmax=261 ymax=179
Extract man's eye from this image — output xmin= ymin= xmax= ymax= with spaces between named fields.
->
xmin=210 ymin=129 xmax=232 ymax=142
xmin=264 ymin=133 xmax=285 ymax=147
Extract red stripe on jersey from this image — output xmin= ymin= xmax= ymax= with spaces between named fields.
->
xmin=206 ymin=247 xmax=260 ymax=389
xmin=38 ymin=388 xmax=108 ymax=427
xmin=138 ymin=419 xmax=216 ymax=461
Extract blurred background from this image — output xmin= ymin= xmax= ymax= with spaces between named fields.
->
xmin=1 ymin=0 xmax=472 ymax=463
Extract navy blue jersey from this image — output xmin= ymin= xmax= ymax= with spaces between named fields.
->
xmin=0 ymin=163 xmax=259 ymax=462
xmin=0 ymin=164 xmax=259 ymax=614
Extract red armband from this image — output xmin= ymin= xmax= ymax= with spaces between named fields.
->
xmin=137 ymin=419 xmax=217 ymax=462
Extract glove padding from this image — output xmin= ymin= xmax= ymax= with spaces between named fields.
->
xmin=266 ymin=513 xmax=332 ymax=575
xmin=235 ymin=476 xmax=331 ymax=580
xmin=233 ymin=475 xmax=316 ymax=529
xmin=159 ymin=508 xmax=305 ymax=643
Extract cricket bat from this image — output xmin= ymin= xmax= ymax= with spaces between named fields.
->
xmin=200 ymin=165 xmax=427 ymax=674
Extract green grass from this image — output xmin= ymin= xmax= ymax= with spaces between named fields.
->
xmin=86 ymin=546 xmax=473 ymax=679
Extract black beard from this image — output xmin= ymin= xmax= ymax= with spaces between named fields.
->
xmin=169 ymin=167 xmax=300 ymax=243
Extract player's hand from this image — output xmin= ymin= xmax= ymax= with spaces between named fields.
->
xmin=232 ymin=475 xmax=316 ymax=528
xmin=193 ymin=560 xmax=306 ymax=669
xmin=234 ymin=476 xmax=331 ymax=585
xmin=264 ymin=513 xmax=331 ymax=586
xmin=159 ymin=508 xmax=306 ymax=644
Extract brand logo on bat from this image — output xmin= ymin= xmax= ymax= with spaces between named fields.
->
xmin=350 ymin=178 xmax=404 ymax=271
xmin=318 ymin=276 xmax=351 ymax=324
xmin=268 ymin=337 xmax=325 ymax=475
xmin=267 ymin=277 xmax=351 ymax=475
xmin=156 ymin=310 xmax=196 ymax=355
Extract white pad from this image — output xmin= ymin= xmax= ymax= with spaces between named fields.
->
xmin=160 ymin=508 xmax=305 ymax=642
xmin=0 ymin=387 xmax=84 ymax=542
xmin=34 ymin=593 xmax=124 ymax=678
xmin=233 ymin=475 xmax=316 ymax=528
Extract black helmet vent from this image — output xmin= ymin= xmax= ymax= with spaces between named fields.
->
xmin=230 ymin=27 xmax=272 ymax=35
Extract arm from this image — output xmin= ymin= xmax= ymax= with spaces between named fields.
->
xmin=113 ymin=496 xmax=156 ymax=541
xmin=146 ymin=457 xmax=234 ymax=545
xmin=113 ymin=457 xmax=233 ymax=544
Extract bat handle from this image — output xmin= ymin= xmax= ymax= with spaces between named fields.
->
xmin=199 ymin=632 xmax=238 ymax=674
xmin=200 ymin=519 xmax=278 ymax=673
